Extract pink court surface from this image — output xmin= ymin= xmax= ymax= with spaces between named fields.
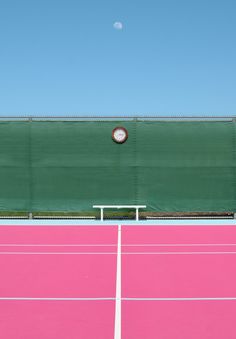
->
xmin=1 ymin=221 xmax=236 ymax=339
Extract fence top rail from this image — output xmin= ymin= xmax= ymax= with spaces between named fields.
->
xmin=0 ymin=116 xmax=235 ymax=122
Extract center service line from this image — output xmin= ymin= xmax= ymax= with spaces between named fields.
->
xmin=114 ymin=224 xmax=121 ymax=339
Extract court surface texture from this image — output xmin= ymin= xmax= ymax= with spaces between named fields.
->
xmin=0 ymin=220 xmax=236 ymax=339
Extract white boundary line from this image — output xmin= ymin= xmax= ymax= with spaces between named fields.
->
xmin=0 ymin=252 xmax=117 ymax=255
xmin=0 ymin=244 xmax=117 ymax=247
xmin=123 ymin=297 xmax=236 ymax=301
xmin=122 ymin=252 xmax=236 ymax=255
xmin=114 ymin=224 xmax=121 ymax=339
xmin=121 ymin=224 xmax=236 ymax=227
xmin=1 ymin=251 xmax=236 ymax=255
xmin=0 ymin=297 xmax=115 ymax=300
xmin=1 ymin=297 xmax=236 ymax=301
xmin=1 ymin=243 xmax=236 ymax=247
xmin=121 ymin=244 xmax=236 ymax=247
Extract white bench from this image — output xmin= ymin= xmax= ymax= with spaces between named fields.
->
xmin=93 ymin=205 xmax=146 ymax=221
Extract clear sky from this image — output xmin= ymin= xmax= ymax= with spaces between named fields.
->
xmin=0 ymin=0 xmax=235 ymax=116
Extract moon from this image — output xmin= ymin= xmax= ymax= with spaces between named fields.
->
xmin=113 ymin=22 xmax=123 ymax=30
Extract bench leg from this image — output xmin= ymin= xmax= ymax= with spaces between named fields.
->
xmin=101 ymin=208 xmax=104 ymax=221
xmin=136 ymin=208 xmax=139 ymax=221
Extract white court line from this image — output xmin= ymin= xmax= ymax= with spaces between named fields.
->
xmin=1 ymin=243 xmax=236 ymax=247
xmin=0 ymin=224 xmax=117 ymax=227
xmin=0 ymin=252 xmax=117 ymax=255
xmin=114 ymin=224 xmax=121 ymax=339
xmin=0 ymin=244 xmax=117 ymax=247
xmin=123 ymin=297 xmax=236 ymax=301
xmin=121 ymin=252 xmax=236 ymax=255
xmin=0 ymin=297 xmax=115 ymax=301
xmin=1 ymin=251 xmax=236 ymax=255
xmin=121 ymin=243 xmax=236 ymax=247
xmin=122 ymin=224 xmax=236 ymax=227
xmin=1 ymin=297 xmax=236 ymax=301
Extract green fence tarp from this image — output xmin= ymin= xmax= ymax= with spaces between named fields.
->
xmin=0 ymin=120 xmax=235 ymax=212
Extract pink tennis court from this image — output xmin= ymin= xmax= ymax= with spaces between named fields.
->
xmin=1 ymin=221 xmax=236 ymax=339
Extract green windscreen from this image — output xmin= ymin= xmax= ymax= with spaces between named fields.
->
xmin=0 ymin=119 xmax=235 ymax=212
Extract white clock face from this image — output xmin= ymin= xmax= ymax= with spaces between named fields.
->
xmin=112 ymin=127 xmax=128 ymax=143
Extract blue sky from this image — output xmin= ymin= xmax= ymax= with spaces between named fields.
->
xmin=0 ymin=0 xmax=235 ymax=116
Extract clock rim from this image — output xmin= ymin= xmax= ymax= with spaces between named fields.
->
xmin=112 ymin=126 xmax=128 ymax=144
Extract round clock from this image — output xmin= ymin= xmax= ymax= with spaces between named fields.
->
xmin=112 ymin=127 xmax=128 ymax=144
